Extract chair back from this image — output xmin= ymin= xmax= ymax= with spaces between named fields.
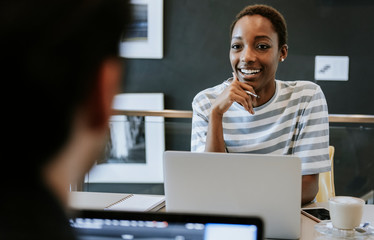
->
xmin=315 ymin=146 xmax=335 ymax=202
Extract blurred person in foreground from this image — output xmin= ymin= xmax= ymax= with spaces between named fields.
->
xmin=0 ymin=0 xmax=130 ymax=239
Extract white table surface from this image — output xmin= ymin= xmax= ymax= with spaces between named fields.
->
xmin=300 ymin=202 xmax=374 ymax=240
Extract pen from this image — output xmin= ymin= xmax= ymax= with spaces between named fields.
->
xmin=223 ymin=81 xmax=260 ymax=99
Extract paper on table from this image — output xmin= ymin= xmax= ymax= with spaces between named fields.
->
xmin=105 ymin=194 xmax=165 ymax=212
xmin=69 ymin=191 xmax=132 ymax=210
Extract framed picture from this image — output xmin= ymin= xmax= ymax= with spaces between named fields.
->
xmin=85 ymin=93 xmax=165 ymax=183
xmin=120 ymin=0 xmax=163 ymax=59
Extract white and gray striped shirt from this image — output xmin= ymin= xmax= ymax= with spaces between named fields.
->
xmin=191 ymin=79 xmax=331 ymax=175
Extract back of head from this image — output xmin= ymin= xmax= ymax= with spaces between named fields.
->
xmin=1 ymin=0 xmax=129 ymax=180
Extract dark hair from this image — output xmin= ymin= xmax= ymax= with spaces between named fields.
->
xmin=1 ymin=0 xmax=130 ymax=175
xmin=230 ymin=4 xmax=287 ymax=48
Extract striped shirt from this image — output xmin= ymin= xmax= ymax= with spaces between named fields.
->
xmin=191 ymin=79 xmax=331 ymax=175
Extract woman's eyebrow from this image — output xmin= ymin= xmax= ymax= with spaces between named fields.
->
xmin=255 ymin=35 xmax=273 ymax=41
xmin=231 ymin=35 xmax=273 ymax=42
xmin=231 ymin=36 xmax=242 ymax=40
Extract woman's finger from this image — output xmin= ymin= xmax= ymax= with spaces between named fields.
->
xmin=232 ymin=72 xmax=256 ymax=113
xmin=230 ymin=87 xmax=254 ymax=114
xmin=232 ymin=72 xmax=240 ymax=82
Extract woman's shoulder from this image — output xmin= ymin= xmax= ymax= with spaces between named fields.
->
xmin=192 ymin=81 xmax=226 ymax=104
xmin=276 ymin=80 xmax=326 ymax=108
xmin=278 ymin=80 xmax=320 ymax=89
xmin=277 ymin=80 xmax=323 ymax=94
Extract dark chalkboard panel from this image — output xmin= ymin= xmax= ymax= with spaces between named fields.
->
xmin=122 ymin=0 xmax=374 ymax=114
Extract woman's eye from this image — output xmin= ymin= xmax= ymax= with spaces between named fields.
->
xmin=257 ymin=44 xmax=271 ymax=50
xmin=231 ymin=44 xmax=242 ymax=50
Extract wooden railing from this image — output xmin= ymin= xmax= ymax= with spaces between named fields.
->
xmin=112 ymin=109 xmax=374 ymax=123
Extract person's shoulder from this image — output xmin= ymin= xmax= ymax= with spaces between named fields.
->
xmin=278 ymin=80 xmax=320 ymax=89
xmin=192 ymin=81 xmax=226 ymax=104
xmin=277 ymin=80 xmax=323 ymax=96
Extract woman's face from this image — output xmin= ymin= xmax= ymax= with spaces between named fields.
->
xmin=230 ymin=15 xmax=287 ymax=93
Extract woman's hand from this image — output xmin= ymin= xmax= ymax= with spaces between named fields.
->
xmin=212 ymin=73 xmax=258 ymax=115
xmin=205 ymin=73 xmax=259 ymax=152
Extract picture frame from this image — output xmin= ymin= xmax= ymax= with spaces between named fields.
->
xmin=120 ymin=0 xmax=163 ymax=59
xmin=85 ymin=93 xmax=165 ymax=183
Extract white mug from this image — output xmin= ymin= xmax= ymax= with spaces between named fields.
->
xmin=329 ymin=196 xmax=365 ymax=230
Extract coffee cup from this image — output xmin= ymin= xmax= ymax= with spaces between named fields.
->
xmin=329 ymin=196 xmax=365 ymax=230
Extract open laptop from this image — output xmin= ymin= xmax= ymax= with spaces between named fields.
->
xmin=163 ymin=151 xmax=301 ymax=239
xmin=70 ymin=210 xmax=264 ymax=240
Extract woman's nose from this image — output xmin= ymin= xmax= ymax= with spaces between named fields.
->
xmin=240 ymin=47 xmax=256 ymax=63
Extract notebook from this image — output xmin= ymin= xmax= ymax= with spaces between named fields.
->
xmin=163 ymin=151 xmax=301 ymax=239
xmin=69 ymin=191 xmax=165 ymax=212
xmin=70 ymin=210 xmax=264 ymax=240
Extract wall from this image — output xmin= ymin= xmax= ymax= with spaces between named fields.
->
xmin=123 ymin=0 xmax=374 ymax=114
xmin=88 ymin=0 xmax=374 ymax=197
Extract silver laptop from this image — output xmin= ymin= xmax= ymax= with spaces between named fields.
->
xmin=163 ymin=151 xmax=301 ymax=239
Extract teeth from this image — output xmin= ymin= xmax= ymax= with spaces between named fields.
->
xmin=240 ymin=69 xmax=260 ymax=75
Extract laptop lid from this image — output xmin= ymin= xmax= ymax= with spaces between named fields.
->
xmin=70 ymin=210 xmax=264 ymax=240
xmin=163 ymin=151 xmax=301 ymax=239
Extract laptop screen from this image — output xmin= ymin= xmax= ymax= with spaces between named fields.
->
xmin=70 ymin=210 xmax=263 ymax=240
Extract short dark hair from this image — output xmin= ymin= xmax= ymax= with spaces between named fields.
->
xmin=1 ymin=0 xmax=130 ymax=174
xmin=230 ymin=4 xmax=288 ymax=48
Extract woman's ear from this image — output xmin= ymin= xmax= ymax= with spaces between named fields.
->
xmin=86 ymin=58 xmax=122 ymax=130
xmin=279 ymin=44 xmax=288 ymax=62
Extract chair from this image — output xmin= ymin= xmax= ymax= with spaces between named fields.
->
xmin=315 ymin=146 xmax=335 ymax=202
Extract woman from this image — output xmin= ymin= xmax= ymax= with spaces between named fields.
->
xmin=191 ymin=4 xmax=330 ymax=204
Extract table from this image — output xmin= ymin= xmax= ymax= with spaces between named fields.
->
xmin=300 ymin=202 xmax=374 ymax=240
xmin=69 ymin=192 xmax=374 ymax=239
xmin=156 ymin=201 xmax=374 ymax=239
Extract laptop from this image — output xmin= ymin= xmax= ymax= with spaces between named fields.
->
xmin=70 ymin=210 xmax=264 ymax=240
xmin=163 ymin=151 xmax=301 ymax=239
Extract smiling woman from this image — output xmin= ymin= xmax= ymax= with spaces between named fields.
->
xmin=228 ymin=7 xmax=288 ymax=107
xmin=191 ymin=4 xmax=331 ymax=205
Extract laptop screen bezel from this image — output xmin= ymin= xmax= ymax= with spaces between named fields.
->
xmin=70 ymin=210 xmax=264 ymax=239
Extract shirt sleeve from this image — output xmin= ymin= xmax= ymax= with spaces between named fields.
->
xmin=293 ymin=85 xmax=331 ymax=175
xmin=191 ymin=94 xmax=210 ymax=152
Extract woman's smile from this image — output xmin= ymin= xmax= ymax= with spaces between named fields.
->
xmin=237 ymin=67 xmax=263 ymax=82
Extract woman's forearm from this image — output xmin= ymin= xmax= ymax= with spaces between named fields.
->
xmin=204 ymin=109 xmax=226 ymax=152
xmin=301 ymin=174 xmax=319 ymax=205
